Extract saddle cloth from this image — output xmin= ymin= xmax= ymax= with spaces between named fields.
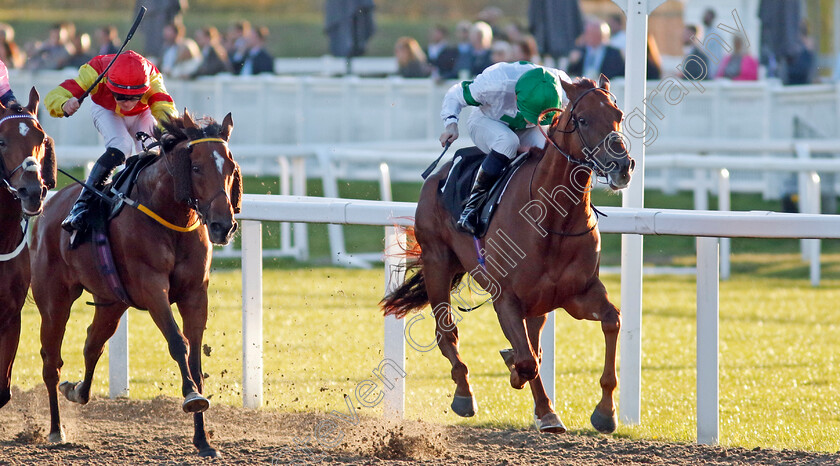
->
xmin=438 ymin=147 xmax=531 ymax=238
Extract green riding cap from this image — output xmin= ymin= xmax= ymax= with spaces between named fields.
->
xmin=515 ymin=68 xmax=562 ymax=126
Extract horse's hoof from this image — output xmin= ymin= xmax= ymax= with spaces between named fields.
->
xmin=59 ymin=381 xmax=85 ymax=404
xmin=590 ymin=408 xmax=617 ymax=434
xmin=48 ymin=428 xmax=66 ymax=443
xmin=451 ymin=395 xmax=477 ymax=417
xmin=198 ymin=447 xmax=221 ymax=458
xmin=534 ymin=412 xmax=567 ymax=434
xmin=183 ymin=391 xmax=210 ymax=413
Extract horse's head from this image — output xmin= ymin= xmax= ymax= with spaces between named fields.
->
xmin=159 ymin=110 xmax=241 ymax=245
xmin=0 ymin=87 xmax=57 ymax=215
xmin=554 ymin=74 xmax=634 ymax=190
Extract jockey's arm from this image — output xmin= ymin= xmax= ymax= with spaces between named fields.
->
xmin=146 ymin=69 xmax=178 ymax=125
xmin=44 ymin=62 xmax=99 ymax=118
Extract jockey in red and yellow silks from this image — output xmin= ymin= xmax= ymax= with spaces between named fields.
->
xmin=44 ymin=50 xmax=176 ymax=122
xmin=44 ymin=50 xmax=179 ymax=236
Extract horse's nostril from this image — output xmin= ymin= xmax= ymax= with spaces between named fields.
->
xmin=629 ymin=159 xmax=636 ymax=172
xmin=17 ymin=187 xmax=27 ymax=198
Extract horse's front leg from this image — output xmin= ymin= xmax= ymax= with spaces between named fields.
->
xmin=145 ymin=290 xmax=208 ymax=413
xmin=494 ymin=296 xmax=538 ymax=383
xmin=564 ymin=279 xmax=620 ymax=434
xmin=524 ymin=314 xmax=566 ymax=433
xmin=0 ymin=305 xmax=22 ymax=408
xmin=59 ymin=300 xmax=127 ymax=405
xmin=177 ymin=290 xmax=219 ymax=458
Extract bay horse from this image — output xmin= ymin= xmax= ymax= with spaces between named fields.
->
xmin=30 ymin=110 xmax=241 ymax=457
xmin=382 ymin=75 xmax=633 ymax=433
xmin=0 ymin=88 xmax=56 ymax=409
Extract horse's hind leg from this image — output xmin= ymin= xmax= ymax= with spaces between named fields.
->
xmin=525 ymin=314 xmax=566 ymax=433
xmin=59 ymin=299 xmax=127 ymax=405
xmin=564 ymin=279 xmax=620 ymax=434
xmin=177 ymin=292 xmax=219 ymax=458
xmin=424 ymin=249 xmax=475 ymax=417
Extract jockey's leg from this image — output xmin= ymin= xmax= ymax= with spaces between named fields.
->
xmin=62 ymin=102 xmax=135 ymax=233
xmin=61 ymin=147 xmax=125 ymax=232
xmin=458 ymin=113 xmax=517 ymax=234
xmin=457 ymin=150 xmax=509 ymax=234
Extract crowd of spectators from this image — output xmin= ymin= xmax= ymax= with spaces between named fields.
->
xmin=0 ymin=18 xmax=275 ymax=79
xmin=0 ymin=5 xmax=831 ymax=86
xmin=393 ymin=6 xmax=828 ymax=86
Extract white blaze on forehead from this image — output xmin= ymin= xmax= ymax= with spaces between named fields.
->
xmin=213 ymin=150 xmax=224 ymax=174
xmin=19 ymin=122 xmax=29 ymax=136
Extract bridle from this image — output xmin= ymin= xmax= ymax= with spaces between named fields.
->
xmin=528 ymin=86 xmax=624 ymax=237
xmin=0 ymin=112 xmax=41 ymax=261
xmin=0 ymin=113 xmax=42 ymax=200
xmin=536 ymin=86 xmax=625 ymax=179
xmin=183 ymin=136 xmax=234 ymax=226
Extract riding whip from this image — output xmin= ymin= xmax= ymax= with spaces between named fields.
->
xmin=64 ymin=6 xmax=147 ymax=116
xmin=421 ymin=141 xmax=451 ymax=180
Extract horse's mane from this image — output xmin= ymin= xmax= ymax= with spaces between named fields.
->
xmin=154 ymin=115 xmax=223 ymax=148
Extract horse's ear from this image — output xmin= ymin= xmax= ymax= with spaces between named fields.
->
xmin=230 ymin=163 xmax=242 ymax=214
xmin=26 ymin=87 xmax=40 ymax=114
xmin=42 ymin=135 xmax=57 ymax=189
xmin=598 ymin=74 xmax=610 ymax=91
xmin=220 ymin=112 xmax=233 ymax=141
xmin=560 ymin=78 xmax=577 ymax=104
xmin=182 ymin=109 xmax=197 ymax=129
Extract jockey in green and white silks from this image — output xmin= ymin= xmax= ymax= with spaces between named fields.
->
xmin=439 ymin=61 xmax=570 ymax=235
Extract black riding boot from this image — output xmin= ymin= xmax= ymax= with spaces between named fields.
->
xmin=457 ymin=150 xmax=510 ymax=235
xmin=61 ymin=147 xmax=126 ymax=233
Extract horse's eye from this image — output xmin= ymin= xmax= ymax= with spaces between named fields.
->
xmin=578 ymin=117 xmax=588 ymax=127
xmin=192 ymin=165 xmax=200 ymax=173
xmin=0 ymin=139 xmax=6 ymax=147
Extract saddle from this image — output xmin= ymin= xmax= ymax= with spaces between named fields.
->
xmin=71 ymin=151 xmax=159 ymax=248
xmin=439 ymin=147 xmax=532 ymax=238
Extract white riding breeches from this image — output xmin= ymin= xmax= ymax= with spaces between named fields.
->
xmin=467 ymin=111 xmax=547 ymax=159
xmin=90 ymin=102 xmax=156 ymax=156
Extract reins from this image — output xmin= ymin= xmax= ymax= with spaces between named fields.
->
xmin=527 ymin=86 xmax=621 ymax=237
xmin=0 ymin=217 xmax=29 ymax=262
xmin=58 ymin=135 xmax=232 ymax=233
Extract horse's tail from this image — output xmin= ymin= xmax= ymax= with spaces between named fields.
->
xmin=381 ymin=227 xmax=466 ymax=318
xmin=381 ymin=227 xmax=426 ymax=318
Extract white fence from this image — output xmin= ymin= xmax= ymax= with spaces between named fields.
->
xmin=51 ymin=137 xmax=840 ymax=273
xmin=10 ymin=71 xmax=840 ymax=148
xmin=99 ymin=194 xmax=840 ymax=445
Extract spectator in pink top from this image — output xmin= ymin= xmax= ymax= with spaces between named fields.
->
xmin=715 ymin=36 xmax=758 ymax=81
xmin=0 ymin=59 xmax=17 ymax=106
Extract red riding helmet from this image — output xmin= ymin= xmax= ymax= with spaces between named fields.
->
xmin=105 ymin=51 xmax=151 ymax=96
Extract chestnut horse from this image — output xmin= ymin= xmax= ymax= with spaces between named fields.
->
xmin=0 ymin=88 xmax=56 ymax=408
xmin=30 ymin=111 xmax=241 ymax=457
xmin=382 ymin=75 xmax=633 ymax=433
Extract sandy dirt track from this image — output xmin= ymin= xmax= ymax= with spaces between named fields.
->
xmin=1 ymin=387 xmax=839 ymax=465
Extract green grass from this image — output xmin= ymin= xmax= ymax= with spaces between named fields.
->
xmin=36 ymin=172 xmax=840 ymax=451
xmin=11 ymin=257 xmax=840 ymax=452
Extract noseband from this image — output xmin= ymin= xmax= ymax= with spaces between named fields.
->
xmin=0 ymin=113 xmax=41 ymax=200
xmin=537 ymin=86 xmax=624 ymax=178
